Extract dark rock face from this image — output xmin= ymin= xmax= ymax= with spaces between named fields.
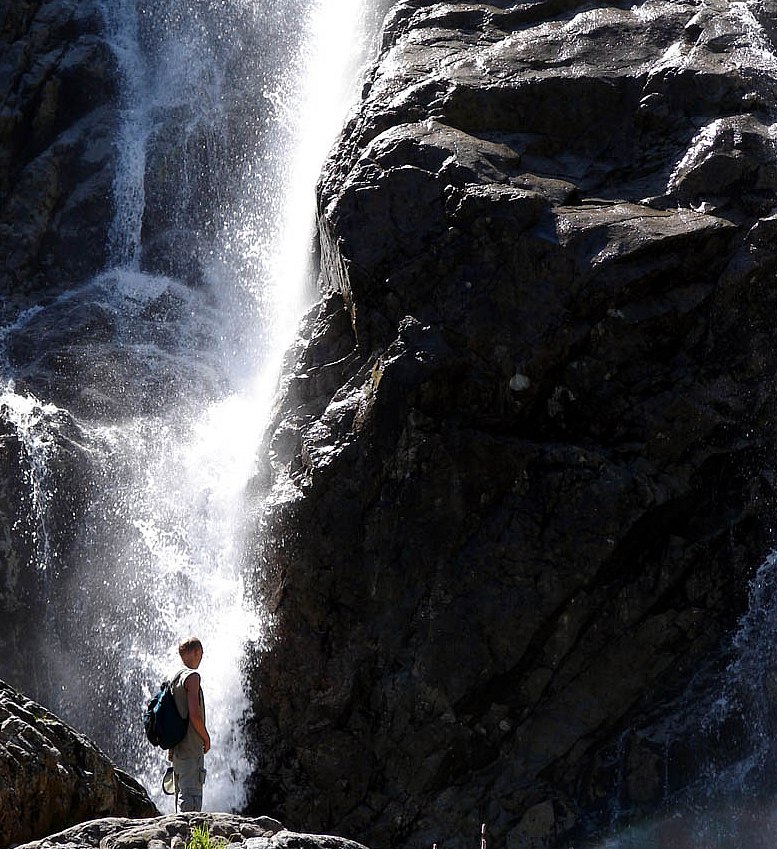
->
xmin=0 ymin=0 xmax=117 ymax=311
xmin=0 ymin=406 xmax=96 ymax=697
xmin=246 ymin=1 xmax=777 ymax=847
xmin=0 ymin=679 xmax=157 ymax=847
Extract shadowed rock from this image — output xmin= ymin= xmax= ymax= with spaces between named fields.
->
xmin=246 ymin=1 xmax=777 ymax=847
xmin=0 ymin=0 xmax=117 ymax=310
xmin=0 ymin=679 xmax=157 ymax=847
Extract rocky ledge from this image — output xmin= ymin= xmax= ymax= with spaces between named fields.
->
xmin=246 ymin=1 xmax=777 ymax=847
xmin=13 ymin=813 xmax=368 ymax=849
xmin=0 ymin=679 xmax=156 ymax=847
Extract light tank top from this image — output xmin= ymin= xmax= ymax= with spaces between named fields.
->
xmin=171 ymin=666 xmax=206 ymax=758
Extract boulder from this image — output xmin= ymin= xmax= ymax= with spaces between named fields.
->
xmin=13 ymin=814 xmax=279 ymax=849
xmin=246 ymin=1 xmax=777 ymax=847
xmin=0 ymin=679 xmax=157 ymax=847
xmin=12 ymin=813 xmax=368 ymax=849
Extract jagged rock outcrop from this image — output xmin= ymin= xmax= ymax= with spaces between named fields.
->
xmin=0 ymin=679 xmax=157 ymax=847
xmin=13 ymin=813 xmax=368 ymax=849
xmin=246 ymin=1 xmax=777 ymax=847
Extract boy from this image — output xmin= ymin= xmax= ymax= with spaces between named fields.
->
xmin=170 ymin=636 xmax=210 ymax=811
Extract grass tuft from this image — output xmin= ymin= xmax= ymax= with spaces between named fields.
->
xmin=187 ymin=824 xmax=228 ymax=849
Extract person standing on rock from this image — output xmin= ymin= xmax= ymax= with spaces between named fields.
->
xmin=170 ymin=636 xmax=210 ymax=811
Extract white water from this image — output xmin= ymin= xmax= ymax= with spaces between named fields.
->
xmin=588 ymin=550 xmax=777 ymax=849
xmin=0 ymin=0 xmax=371 ymax=812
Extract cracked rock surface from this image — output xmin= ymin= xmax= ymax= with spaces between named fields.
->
xmin=0 ymin=679 xmax=156 ymax=847
xmin=246 ymin=1 xmax=777 ymax=847
xmin=14 ymin=812 xmax=369 ymax=849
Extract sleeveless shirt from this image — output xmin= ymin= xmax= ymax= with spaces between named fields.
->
xmin=171 ymin=666 xmax=206 ymax=758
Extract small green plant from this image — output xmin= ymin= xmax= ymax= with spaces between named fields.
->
xmin=186 ymin=824 xmax=228 ymax=849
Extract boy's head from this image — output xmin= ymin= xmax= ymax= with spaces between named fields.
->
xmin=179 ymin=636 xmax=204 ymax=668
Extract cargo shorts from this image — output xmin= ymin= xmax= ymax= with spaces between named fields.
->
xmin=172 ymin=752 xmax=206 ymax=812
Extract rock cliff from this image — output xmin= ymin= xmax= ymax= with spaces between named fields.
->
xmin=0 ymin=679 xmax=156 ymax=847
xmin=4 ymin=0 xmax=777 ymax=847
xmin=246 ymin=1 xmax=777 ymax=846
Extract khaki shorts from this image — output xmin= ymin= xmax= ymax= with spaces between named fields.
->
xmin=173 ymin=753 xmax=206 ymax=812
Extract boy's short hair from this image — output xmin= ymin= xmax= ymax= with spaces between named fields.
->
xmin=179 ymin=636 xmax=203 ymax=656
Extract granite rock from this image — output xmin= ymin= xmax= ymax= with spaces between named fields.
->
xmin=0 ymin=679 xmax=157 ymax=847
xmin=13 ymin=813 xmax=372 ymax=849
xmin=246 ymin=1 xmax=777 ymax=847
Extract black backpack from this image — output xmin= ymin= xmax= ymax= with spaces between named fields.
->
xmin=143 ymin=676 xmax=188 ymax=749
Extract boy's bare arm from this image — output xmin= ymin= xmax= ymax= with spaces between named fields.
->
xmin=185 ymin=673 xmax=211 ymax=753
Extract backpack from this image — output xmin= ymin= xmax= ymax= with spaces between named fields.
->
xmin=143 ymin=675 xmax=188 ymax=749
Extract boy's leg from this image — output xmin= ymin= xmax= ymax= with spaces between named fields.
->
xmin=173 ymin=755 xmax=204 ymax=812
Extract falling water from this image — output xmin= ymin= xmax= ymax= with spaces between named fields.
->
xmin=0 ymin=0 xmax=371 ymax=812
xmin=586 ymin=550 xmax=777 ymax=849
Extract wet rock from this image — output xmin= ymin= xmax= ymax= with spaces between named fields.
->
xmin=0 ymin=678 xmax=157 ymax=847
xmin=3 ymin=271 xmax=226 ymax=419
xmin=0 ymin=402 xmax=98 ymax=698
xmin=0 ymin=0 xmax=270 ymax=417
xmin=0 ymin=0 xmax=118 ymax=310
xmin=247 ymin=1 xmax=777 ymax=848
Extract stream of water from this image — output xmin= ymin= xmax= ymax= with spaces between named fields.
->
xmin=0 ymin=0 xmax=370 ymax=811
xmin=587 ymin=551 xmax=777 ymax=849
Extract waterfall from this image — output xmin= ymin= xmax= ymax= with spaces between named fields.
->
xmin=0 ymin=0 xmax=371 ymax=812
